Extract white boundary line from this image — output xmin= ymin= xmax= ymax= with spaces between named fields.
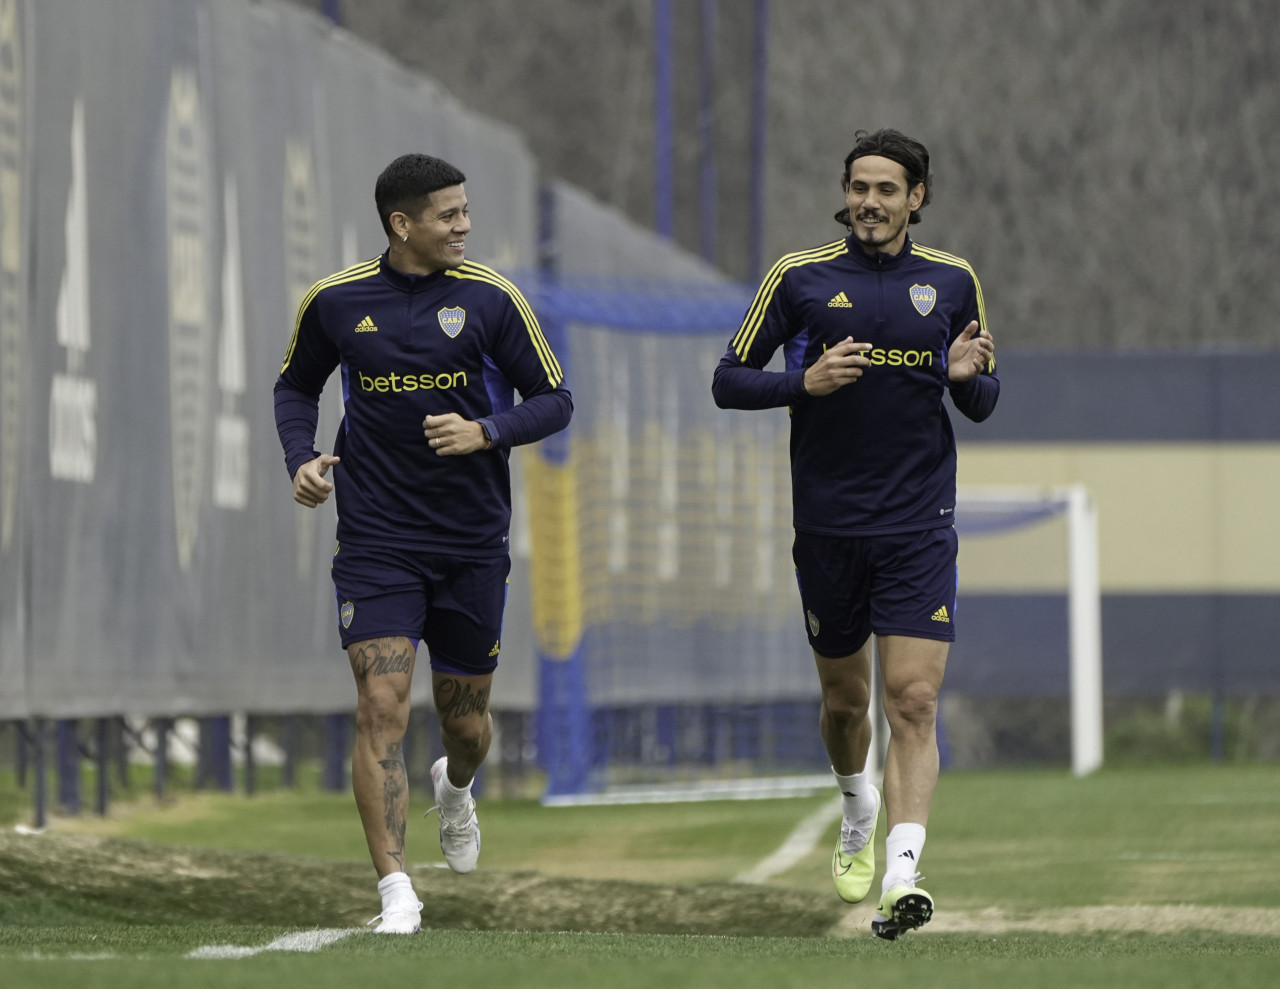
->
xmin=734 ymin=795 xmax=843 ymax=884
xmin=186 ymin=928 xmax=359 ymax=959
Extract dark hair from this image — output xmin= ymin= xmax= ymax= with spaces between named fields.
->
xmin=835 ymin=128 xmax=932 ymax=228
xmin=375 ymin=154 xmax=467 ymax=237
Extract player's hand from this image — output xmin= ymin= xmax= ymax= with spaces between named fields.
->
xmin=293 ymin=453 xmax=341 ymax=508
xmin=424 ymin=412 xmax=487 ymax=456
xmin=947 ymin=321 xmax=995 ymax=383
xmin=803 ymin=337 xmax=873 ymax=396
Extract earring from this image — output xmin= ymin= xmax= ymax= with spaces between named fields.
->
xmin=401 ymin=234 xmax=408 ymax=243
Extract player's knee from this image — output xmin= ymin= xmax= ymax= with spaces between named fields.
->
xmin=823 ymin=684 xmax=871 ymax=725
xmin=440 ymin=714 xmax=488 ymax=753
xmin=883 ymin=680 xmax=938 ymax=728
xmin=355 ymin=689 xmax=410 ymax=740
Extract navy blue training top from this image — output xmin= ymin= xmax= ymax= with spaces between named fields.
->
xmin=712 ymin=234 xmax=999 ymax=537
xmin=274 ymin=251 xmax=572 ymax=556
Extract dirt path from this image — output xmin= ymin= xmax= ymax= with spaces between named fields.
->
xmin=834 ymin=903 xmax=1280 ymax=937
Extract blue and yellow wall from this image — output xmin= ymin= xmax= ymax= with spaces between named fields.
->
xmin=950 ymin=351 xmax=1279 ymax=696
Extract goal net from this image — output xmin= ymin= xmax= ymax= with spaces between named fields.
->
xmin=525 ymin=299 xmax=1100 ymax=803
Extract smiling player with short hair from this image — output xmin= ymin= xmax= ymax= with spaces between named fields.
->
xmin=274 ymin=153 xmax=572 ymax=933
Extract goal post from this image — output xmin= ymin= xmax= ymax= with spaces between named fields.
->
xmin=1066 ymin=485 xmax=1104 ymax=776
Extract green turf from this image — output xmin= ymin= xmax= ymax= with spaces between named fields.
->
xmin=10 ymin=769 xmax=838 ymax=885
xmin=22 ymin=763 xmax=1280 ymax=906
xmin=769 ymin=764 xmax=1280 ymax=909
xmin=2 ymin=927 xmax=1278 ymax=989
xmin=1 ymin=764 xmax=1278 ymax=985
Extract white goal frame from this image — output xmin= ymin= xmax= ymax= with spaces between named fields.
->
xmin=545 ymin=484 xmax=1103 ymax=806
xmin=866 ymin=484 xmax=1103 ymax=778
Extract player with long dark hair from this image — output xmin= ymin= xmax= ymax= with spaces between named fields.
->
xmin=713 ymin=129 xmax=998 ymax=939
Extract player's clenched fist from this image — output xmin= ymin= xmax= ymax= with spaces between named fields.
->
xmin=424 ymin=412 xmax=488 ymax=456
xmin=803 ymin=336 xmax=873 ymax=396
xmin=293 ymin=453 xmax=341 ymax=508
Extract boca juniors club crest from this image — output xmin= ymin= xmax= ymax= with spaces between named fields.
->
xmin=340 ymin=600 xmax=355 ymax=629
xmin=909 ymin=284 xmax=937 ymax=316
xmin=438 ymin=306 xmax=466 ymax=338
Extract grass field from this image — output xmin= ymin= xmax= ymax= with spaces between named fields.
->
xmin=2 ymin=764 xmax=1278 ymax=986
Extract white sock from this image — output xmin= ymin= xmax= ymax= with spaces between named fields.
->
xmin=832 ymin=766 xmax=878 ymax=827
xmin=437 ymin=766 xmax=473 ymax=812
xmin=377 ymin=871 xmax=415 ymax=907
xmin=882 ymin=823 xmax=926 ymax=891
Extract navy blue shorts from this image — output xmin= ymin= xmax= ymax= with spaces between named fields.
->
xmin=792 ymin=526 xmax=958 ymax=657
xmin=330 ymin=541 xmax=510 ymax=676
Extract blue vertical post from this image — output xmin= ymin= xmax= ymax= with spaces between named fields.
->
xmin=114 ymin=717 xmax=130 ymax=789
xmin=281 ymin=715 xmax=298 ymax=788
xmin=244 ymin=714 xmax=257 ymax=796
xmin=698 ymin=0 xmax=717 ymax=265
xmin=534 ymin=183 xmax=592 ymax=798
xmin=95 ymin=718 xmax=110 ymax=815
xmin=153 ymin=718 xmax=170 ymax=800
xmin=1210 ymin=685 xmax=1226 ymax=763
xmin=656 ymin=704 xmax=677 ymax=765
xmin=323 ymin=713 xmax=348 ymax=791
xmin=201 ymin=716 xmax=234 ymax=792
xmin=56 ymin=719 xmax=80 ymax=814
xmin=654 ymin=0 xmax=674 ymax=238
xmin=748 ymin=0 xmax=769 ymax=282
xmin=16 ymin=719 xmax=28 ymax=787
xmin=31 ymin=718 xmax=47 ymax=829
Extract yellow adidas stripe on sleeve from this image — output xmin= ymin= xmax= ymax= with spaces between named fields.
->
xmin=279 ymin=256 xmax=382 ymax=373
xmin=446 ymin=262 xmax=564 ymax=386
xmin=732 ymin=240 xmax=848 ymax=360
xmin=910 ymin=243 xmax=988 ymax=335
xmin=911 ymin=243 xmax=994 ymax=374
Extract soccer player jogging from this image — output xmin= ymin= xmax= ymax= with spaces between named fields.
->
xmin=274 ymin=154 xmax=572 ymax=933
xmin=711 ymin=129 xmax=998 ymax=938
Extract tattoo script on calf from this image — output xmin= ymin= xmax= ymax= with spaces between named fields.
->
xmin=434 ymin=677 xmax=490 ymax=724
xmin=352 ymin=640 xmax=413 ymax=679
xmin=379 ymin=743 xmax=407 ymax=868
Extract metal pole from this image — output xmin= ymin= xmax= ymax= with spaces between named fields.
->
xmin=154 ymin=717 xmax=170 ymax=800
xmin=282 ymin=715 xmax=298 ymax=788
xmin=748 ymin=0 xmax=769 ymax=282
xmin=1067 ymin=485 xmax=1104 ymax=775
xmin=698 ymin=0 xmax=717 ymax=265
xmin=56 ymin=719 xmax=79 ymax=815
xmin=653 ymin=0 xmax=674 ymax=238
xmin=32 ymin=718 xmax=47 ymax=829
xmin=16 ymin=718 xmax=28 ymax=787
xmin=323 ymin=713 xmax=348 ymax=791
xmin=95 ymin=717 xmax=110 ymax=815
xmin=207 ymin=716 xmax=233 ymax=792
xmin=114 ymin=716 xmax=130 ymax=789
xmin=244 ymin=714 xmax=257 ymax=796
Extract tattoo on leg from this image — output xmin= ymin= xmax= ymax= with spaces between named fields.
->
xmin=353 ymin=641 xmax=413 ymax=680
xmin=378 ymin=744 xmax=407 ymax=868
xmin=434 ymin=678 xmax=491 ymax=724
